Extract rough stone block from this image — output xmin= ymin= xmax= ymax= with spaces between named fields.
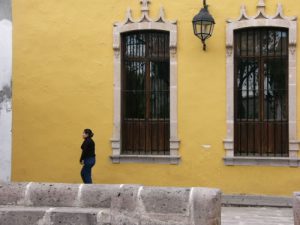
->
xmin=0 ymin=183 xmax=27 ymax=206
xmin=80 ymin=184 xmax=120 ymax=208
xmin=27 ymin=183 xmax=79 ymax=207
xmin=96 ymin=210 xmax=112 ymax=225
xmin=140 ymin=187 xmax=190 ymax=215
xmin=0 ymin=207 xmax=45 ymax=225
xmin=49 ymin=208 xmax=99 ymax=225
xmin=110 ymin=214 xmax=139 ymax=225
xmin=111 ymin=185 xmax=141 ymax=213
xmin=191 ymin=187 xmax=222 ymax=225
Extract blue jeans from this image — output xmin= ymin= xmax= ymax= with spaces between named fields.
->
xmin=81 ymin=157 xmax=95 ymax=184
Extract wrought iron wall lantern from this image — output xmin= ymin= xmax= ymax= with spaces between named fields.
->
xmin=192 ymin=0 xmax=215 ymax=51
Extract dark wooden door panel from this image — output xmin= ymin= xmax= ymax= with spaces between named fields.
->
xmin=122 ymin=120 xmax=170 ymax=155
xmin=235 ymin=122 xmax=288 ymax=156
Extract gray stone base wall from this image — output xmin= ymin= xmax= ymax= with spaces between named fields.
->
xmin=0 ymin=183 xmax=222 ymax=225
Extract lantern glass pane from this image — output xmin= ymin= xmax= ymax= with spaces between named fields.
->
xmin=210 ymin=24 xmax=215 ymax=35
xmin=202 ymin=21 xmax=212 ymax=35
xmin=193 ymin=23 xmax=196 ymax=35
xmin=195 ymin=22 xmax=202 ymax=34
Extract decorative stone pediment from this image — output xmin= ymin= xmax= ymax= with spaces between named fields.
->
xmin=114 ymin=0 xmax=176 ymax=26
xmin=227 ymin=0 xmax=297 ymax=23
xmin=113 ymin=0 xmax=177 ymax=55
xmin=226 ymin=1 xmax=297 ymax=54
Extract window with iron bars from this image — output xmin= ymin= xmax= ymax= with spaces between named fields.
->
xmin=121 ymin=31 xmax=170 ymax=155
xmin=234 ymin=27 xmax=289 ymax=157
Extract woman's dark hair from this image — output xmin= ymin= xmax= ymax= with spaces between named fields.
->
xmin=84 ymin=129 xmax=94 ymax=138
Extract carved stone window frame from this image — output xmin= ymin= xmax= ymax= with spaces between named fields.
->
xmin=224 ymin=0 xmax=300 ymax=167
xmin=110 ymin=0 xmax=180 ymax=164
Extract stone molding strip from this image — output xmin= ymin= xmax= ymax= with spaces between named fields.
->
xmin=223 ymin=157 xmax=300 ymax=167
xmin=0 ymin=183 xmax=222 ymax=225
xmin=110 ymin=155 xmax=181 ymax=164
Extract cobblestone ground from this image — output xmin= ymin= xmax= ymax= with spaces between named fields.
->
xmin=222 ymin=207 xmax=294 ymax=225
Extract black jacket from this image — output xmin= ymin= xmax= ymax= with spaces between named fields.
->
xmin=80 ymin=138 xmax=95 ymax=162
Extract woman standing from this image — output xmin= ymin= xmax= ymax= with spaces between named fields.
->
xmin=80 ymin=129 xmax=96 ymax=184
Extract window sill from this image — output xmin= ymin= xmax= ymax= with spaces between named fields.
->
xmin=224 ymin=156 xmax=300 ymax=167
xmin=110 ymin=155 xmax=181 ymax=165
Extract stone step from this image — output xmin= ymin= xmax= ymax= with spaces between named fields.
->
xmin=0 ymin=206 xmax=110 ymax=225
xmin=0 ymin=206 xmax=186 ymax=225
xmin=222 ymin=207 xmax=294 ymax=225
xmin=0 ymin=206 xmax=294 ymax=225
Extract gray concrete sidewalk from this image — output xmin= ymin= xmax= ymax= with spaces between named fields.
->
xmin=222 ymin=207 xmax=294 ymax=225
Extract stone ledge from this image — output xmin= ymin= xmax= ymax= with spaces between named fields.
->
xmin=223 ymin=194 xmax=292 ymax=208
xmin=110 ymin=155 xmax=181 ymax=164
xmin=223 ymin=157 xmax=300 ymax=167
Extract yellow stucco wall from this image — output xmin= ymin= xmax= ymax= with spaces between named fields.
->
xmin=11 ymin=0 xmax=300 ymax=196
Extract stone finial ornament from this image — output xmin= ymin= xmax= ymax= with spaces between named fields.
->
xmin=257 ymin=0 xmax=266 ymax=10
xmin=140 ymin=0 xmax=150 ymax=12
